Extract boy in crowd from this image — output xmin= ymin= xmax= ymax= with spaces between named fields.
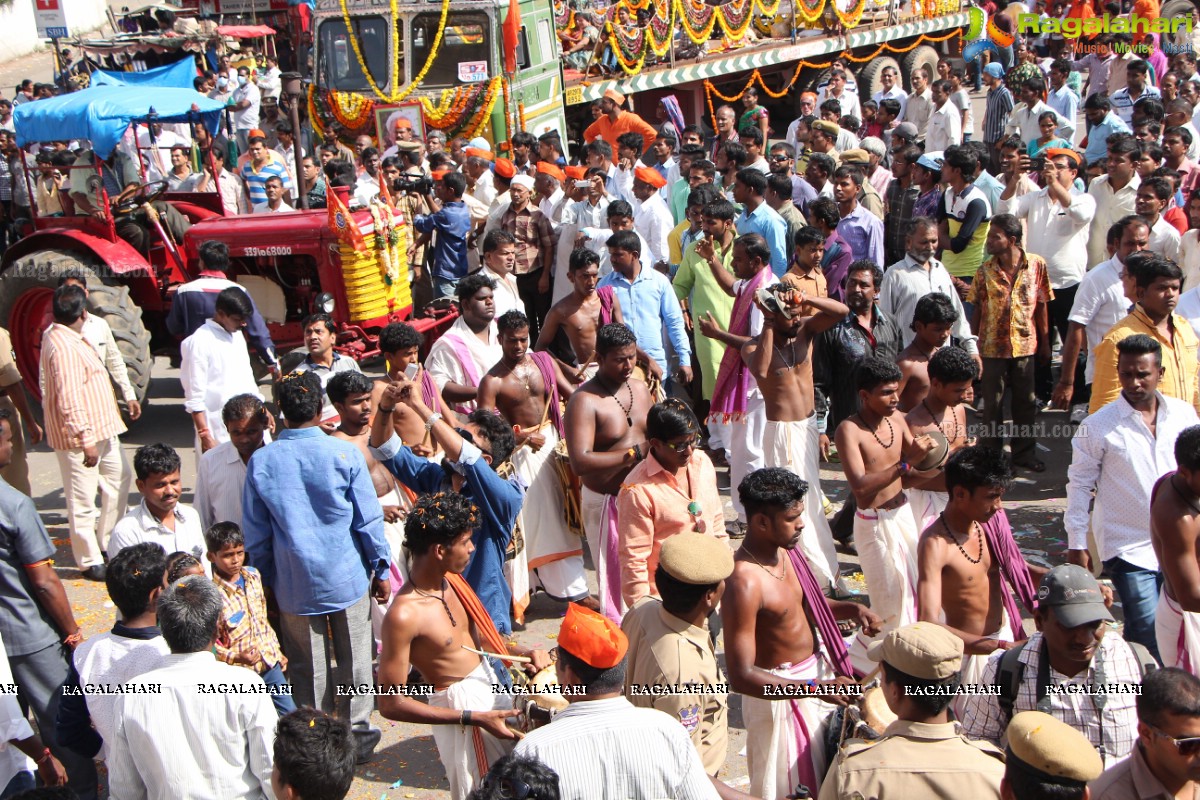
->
xmin=271 ymin=708 xmax=357 ymax=800
xmin=896 ymin=294 xmax=959 ymax=412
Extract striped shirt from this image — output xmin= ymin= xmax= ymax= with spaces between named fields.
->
xmin=238 ymin=158 xmax=292 ymax=207
xmin=40 ymin=323 xmax=126 ymax=451
xmin=513 ymin=696 xmax=718 ymax=800
xmin=983 ymin=84 xmax=1014 ymax=145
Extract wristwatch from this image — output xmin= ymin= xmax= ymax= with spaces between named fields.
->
xmin=425 ymin=412 xmax=443 ymax=432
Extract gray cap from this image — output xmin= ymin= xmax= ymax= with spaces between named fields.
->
xmin=893 ymin=122 xmax=918 ymax=141
xmin=1037 ymin=565 xmax=1114 ymax=628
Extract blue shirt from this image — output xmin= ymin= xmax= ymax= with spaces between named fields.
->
xmin=836 ymin=204 xmax=885 ymax=268
xmin=1046 ymin=85 xmax=1080 ymax=143
xmin=1084 ymin=112 xmax=1132 ymax=166
xmin=371 ymin=434 xmax=523 ymax=635
xmin=414 ymin=200 xmax=472 ymax=281
xmin=239 ymin=159 xmax=293 ymax=206
xmin=974 ymin=170 xmax=1005 ymax=214
xmin=597 ymin=266 xmax=691 ymax=372
xmin=736 ymin=202 xmax=788 ymax=275
xmin=241 ymin=427 xmax=388 ymax=616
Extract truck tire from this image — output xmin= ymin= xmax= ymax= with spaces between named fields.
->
xmin=857 ymin=56 xmax=902 ymax=103
xmin=0 ymin=249 xmax=153 ymax=406
xmin=902 ymin=45 xmax=941 ymax=92
xmin=1159 ymin=0 xmax=1197 ymax=52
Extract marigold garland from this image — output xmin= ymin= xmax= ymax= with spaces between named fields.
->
xmin=833 ymin=0 xmax=870 ymax=28
xmin=329 ymin=91 xmax=375 ymax=130
xmin=338 ymin=0 xmax=451 ymax=104
xmin=307 ymin=85 xmax=325 ymax=141
xmin=418 ymin=77 xmax=503 ymax=139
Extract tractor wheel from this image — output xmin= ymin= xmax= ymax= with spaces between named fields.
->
xmin=902 ymin=45 xmax=941 ymax=92
xmin=1159 ymin=0 xmax=1196 ymax=53
xmin=0 ymin=250 xmax=153 ymax=406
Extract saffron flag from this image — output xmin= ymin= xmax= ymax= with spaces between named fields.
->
xmin=502 ymin=0 xmax=521 ymax=74
xmin=378 ymin=174 xmax=396 ymax=210
xmin=328 ymin=189 xmax=367 ymax=252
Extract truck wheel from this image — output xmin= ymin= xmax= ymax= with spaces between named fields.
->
xmin=0 ymin=250 xmax=153 ymax=406
xmin=857 ymin=56 xmax=901 ymax=102
xmin=1159 ymin=0 xmax=1196 ymax=53
xmin=902 ymin=45 xmax=941 ymax=92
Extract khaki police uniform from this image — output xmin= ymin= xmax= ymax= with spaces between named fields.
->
xmin=0 ymin=329 xmax=29 ymax=496
xmin=621 ymin=596 xmax=728 ymax=775
xmin=818 ymin=719 xmax=1005 ymax=800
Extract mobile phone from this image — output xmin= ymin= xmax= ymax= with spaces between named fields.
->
xmin=404 ymin=363 xmax=420 ymax=380
xmin=574 ymin=180 xmax=591 ymax=189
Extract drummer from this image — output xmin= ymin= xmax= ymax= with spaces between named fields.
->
xmin=621 ymin=531 xmax=733 ymax=777
xmin=818 ymin=622 xmax=1006 ymax=800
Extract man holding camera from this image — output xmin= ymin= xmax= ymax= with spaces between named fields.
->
xmin=410 ymin=171 xmax=471 ymax=300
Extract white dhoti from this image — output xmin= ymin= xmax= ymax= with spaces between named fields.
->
xmin=512 ymin=424 xmax=588 ymax=603
xmin=849 ymin=499 xmax=920 ymax=669
xmin=372 ymin=485 xmax=414 ymax=653
xmin=1157 ymin=591 xmax=1200 ymax=674
xmin=907 ymin=487 xmax=948 ymax=535
xmin=428 ymin=659 xmax=516 ymax=800
xmin=954 ymin=608 xmax=1013 ymax=718
xmin=742 ymin=654 xmax=839 ymax=800
xmin=763 ymin=417 xmax=841 ymax=591
xmin=582 ymin=485 xmax=624 ymax=622
xmin=729 ymin=392 xmax=767 ymax=523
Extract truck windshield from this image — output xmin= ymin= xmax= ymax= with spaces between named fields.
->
xmin=317 ymin=16 xmax=391 ymax=92
xmin=410 ymin=12 xmax=490 ymax=89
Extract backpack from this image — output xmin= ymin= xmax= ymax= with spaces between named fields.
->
xmin=993 ymin=637 xmax=1158 ymax=720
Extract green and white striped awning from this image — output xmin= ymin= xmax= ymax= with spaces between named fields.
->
xmin=565 ymin=12 xmax=968 ymax=104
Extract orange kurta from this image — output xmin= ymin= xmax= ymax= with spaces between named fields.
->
xmin=584 ymin=110 xmax=658 ymax=154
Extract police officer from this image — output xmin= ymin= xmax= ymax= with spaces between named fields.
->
xmin=1003 ymin=711 xmax=1104 ymax=800
xmin=621 ymin=531 xmax=731 ymax=776
xmin=820 ymin=621 xmax=1006 ymax=799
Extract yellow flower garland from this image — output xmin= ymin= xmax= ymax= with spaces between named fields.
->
xmin=338 ymin=0 xmax=451 ymax=103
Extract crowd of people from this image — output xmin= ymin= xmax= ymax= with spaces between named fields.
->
xmin=10 ymin=10 xmax=1200 ymax=800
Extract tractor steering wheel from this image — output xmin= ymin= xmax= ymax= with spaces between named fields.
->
xmin=111 ymin=179 xmax=169 ymax=214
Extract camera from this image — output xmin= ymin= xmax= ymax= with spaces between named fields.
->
xmin=396 ymin=174 xmax=433 ymax=195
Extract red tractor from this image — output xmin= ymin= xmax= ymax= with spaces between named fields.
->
xmin=1 ymin=87 xmax=451 ymax=403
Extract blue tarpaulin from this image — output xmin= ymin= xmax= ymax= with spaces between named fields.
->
xmin=91 ymin=57 xmax=198 ymax=90
xmin=13 ymin=85 xmax=224 ymax=157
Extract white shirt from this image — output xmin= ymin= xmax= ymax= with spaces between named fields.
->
xmin=0 ymin=634 xmax=32 ymax=789
xmin=925 ymin=101 xmax=962 ymax=153
xmin=181 ymin=319 xmax=262 ymax=444
xmin=905 ymin=89 xmax=934 ymax=139
xmin=1005 ymin=100 xmax=1072 ymax=144
xmin=257 ymin=67 xmax=282 ymax=100
xmin=108 ymin=501 xmax=208 ymax=570
xmin=1148 ymin=215 xmax=1183 ymax=263
xmin=231 ymin=80 xmax=262 ymax=131
xmin=471 ymin=174 xmax=497 ymax=209
xmin=1066 ymin=392 xmax=1199 ymax=569
xmin=879 ymin=255 xmax=979 ymax=354
xmin=107 ymin=651 xmax=277 ymax=800
xmin=998 ymin=186 xmax=1096 ymax=289
xmin=816 ymin=88 xmax=861 ymax=121
xmin=135 ymin=128 xmax=179 ymax=183
xmin=425 ymin=316 xmax=502 ymax=412
xmin=208 ymin=169 xmax=249 ymax=216
xmin=872 ymin=86 xmax=909 ymax=120
xmin=481 ymin=266 xmax=524 ymax=317
xmin=271 ymin=143 xmax=303 ymax=184
xmin=513 ymin=697 xmax=718 ymax=800
xmin=580 ymin=226 xmax=653 ymax=277
xmin=353 ymin=173 xmax=380 ymax=207
xmin=539 ymin=187 xmax=564 ymax=227
xmin=72 ymin=628 xmax=170 ymax=758
xmin=634 ymin=192 xmax=674 ymax=266
xmin=1068 ymin=256 xmax=1132 ymax=382
xmin=195 ymin=440 xmax=255 ymax=530
xmin=562 ymin=197 xmax=610 ymax=229
xmin=251 ymin=200 xmax=295 ymax=214
xmin=1178 ymin=285 xmax=1200 ymax=337
xmin=1087 ymin=174 xmax=1140 ymax=268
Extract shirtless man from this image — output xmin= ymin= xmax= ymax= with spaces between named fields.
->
xmin=328 ymin=371 xmax=411 ymax=645
xmin=904 ymin=345 xmax=978 ymax=531
xmin=535 ymin=247 xmax=634 ymax=383
xmin=377 ymin=491 xmax=550 ymax=800
xmin=477 ymin=310 xmax=590 ymax=615
xmin=1152 ymin=425 xmax=1200 ymax=670
xmin=425 ymin=273 xmax=503 ymax=414
xmin=835 ymin=357 xmax=938 ymax=667
xmin=741 ymin=282 xmax=848 ymax=590
xmin=916 ymin=446 xmax=1043 ymax=710
xmin=564 ymin=322 xmax=654 ymax=621
xmin=376 ymin=321 xmax=458 ymax=458
xmin=895 ymin=293 xmax=958 ymax=412
xmin=723 ymin=468 xmax=881 ymax=800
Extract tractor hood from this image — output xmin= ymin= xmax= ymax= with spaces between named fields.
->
xmin=13 ymin=86 xmax=225 ymax=158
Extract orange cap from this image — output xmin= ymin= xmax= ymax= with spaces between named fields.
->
xmin=464 ymin=147 xmax=494 ymax=162
xmin=633 ymin=165 xmax=667 ymax=189
xmin=536 ymin=161 xmax=566 ymax=182
xmin=564 ymin=165 xmax=587 ymax=180
xmin=431 ymin=168 xmax=452 ymax=179
xmin=1044 ymin=147 xmax=1082 ymax=166
xmin=248 ymin=128 xmax=266 ymax=139
xmin=494 ymin=158 xmax=516 ymax=179
xmin=603 ymin=88 xmax=626 ymax=106
xmin=558 ymin=603 xmax=628 ymax=668
xmin=394 ymin=117 xmax=413 ymax=129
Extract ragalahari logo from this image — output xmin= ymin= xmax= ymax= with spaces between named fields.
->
xmin=963 ymin=6 xmax=1016 ymax=66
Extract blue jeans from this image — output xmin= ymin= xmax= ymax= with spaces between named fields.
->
xmin=1 ymin=771 xmax=34 ymax=799
xmin=433 ymin=275 xmax=459 ymax=300
xmin=1104 ymin=557 xmax=1163 ymax=663
xmin=263 ymin=662 xmax=298 ymax=716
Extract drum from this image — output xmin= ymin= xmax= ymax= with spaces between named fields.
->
xmin=552 ymin=440 xmax=585 ymax=537
xmin=515 ymin=664 xmax=568 ymax=732
xmin=494 ymin=460 xmax=526 ymax=560
xmin=829 ymin=684 xmax=895 ymax=755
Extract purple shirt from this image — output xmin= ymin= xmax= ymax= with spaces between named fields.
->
xmin=822 ymin=231 xmax=854 ymax=301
